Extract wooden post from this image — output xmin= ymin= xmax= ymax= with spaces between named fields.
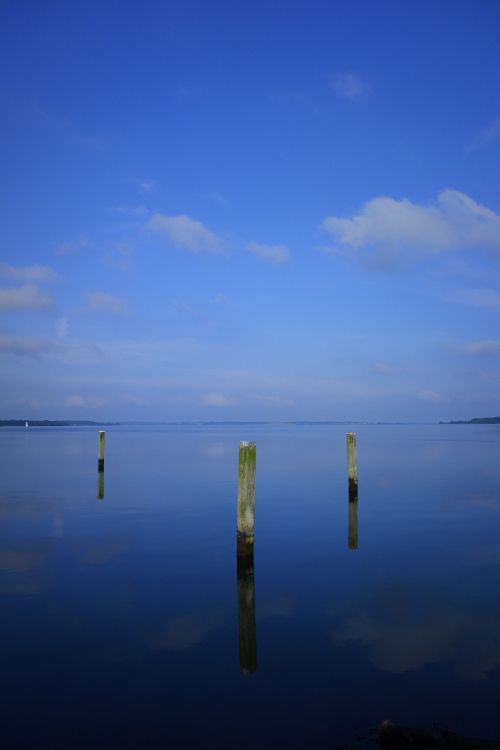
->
xmin=237 ymin=441 xmax=256 ymax=557
xmin=346 ymin=432 xmax=357 ymax=492
xmin=98 ymin=431 xmax=105 ymax=472
xmin=237 ymin=552 xmax=257 ymax=674
xmin=348 ymin=485 xmax=358 ymax=549
xmin=97 ymin=470 xmax=104 ymax=500
xmin=347 ymin=432 xmax=358 ymax=549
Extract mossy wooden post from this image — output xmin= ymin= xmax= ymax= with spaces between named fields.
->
xmin=237 ymin=441 xmax=256 ymax=558
xmin=347 ymin=432 xmax=358 ymax=549
xmin=237 ymin=553 xmax=257 ymax=674
xmin=97 ymin=431 xmax=105 ymax=500
xmin=98 ymin=431 xmax=105 ymax=472
xmin=346 ymin=432 xmax=357 ymax=493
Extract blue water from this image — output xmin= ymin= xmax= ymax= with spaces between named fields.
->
xmin=1 ymin=424 xmax=500 ymax=748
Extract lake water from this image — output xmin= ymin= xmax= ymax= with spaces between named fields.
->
xmin=1 ymin=423 xmax=500 ymax=748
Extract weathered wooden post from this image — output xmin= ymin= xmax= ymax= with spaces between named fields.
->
xmin=237 ymin=441 xmax=256 ymax=558
xmin=98 ymin=431 xmax=105 ymax=472
xmin=346 ymin=432 xmax=357 ymax=492
xmin=97 ymin=430 xmax=105 ymax=500
xmin=237 ymin=554 xmax=257 ymax=673
xmin=347 ymin=432 xmax=358 ymax=549
xmin=97 ymin=470 xmax=104 ymax=500
xmin=236 ymin=441 xmax=257 ymax=673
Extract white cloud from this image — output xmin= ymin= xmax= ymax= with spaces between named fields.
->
xmin=0 ymin=334 xmax=60 ymax=357
xmin=202 ymin=393 xmax=237 ymax=406
xmin=331 ymin=72 xmax=367 ymax=100
xmin=137 ymin=179 xmax=158 ymax=193
xmin=0 ymin=284 xmax=53 ymax=311
xmin=0 ymin=263 xmax=58 ymax=283
xmin=55 ymin=316 xmax=69 ymax=338
xmin=147 ymin=213 xmax=224 ymax=254
xmin=55 ymin=234 xmax=90 ymax=256
xmin=467 ymin=118 xmax=500 ymax=152
xmin=456 ymin=340 xmax=500 ymax=356
xmin=247 ymin=241 xmax=290 ymax=264
xmin=84 ymin=291 xmax=129 ymax=315
xmin=323 ymin=190 xmax=500 ymax=267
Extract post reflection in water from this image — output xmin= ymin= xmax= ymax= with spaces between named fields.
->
xmin=348 ymin=480 xmax=358 ymax=550
xmin=97 ymin=470 xmax=104 ymax=500
xmin=237 ymin=546 xmax=257 ymax=674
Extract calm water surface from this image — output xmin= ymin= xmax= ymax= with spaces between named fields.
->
xmin=1 ymin=424 xmax=499 ymax=748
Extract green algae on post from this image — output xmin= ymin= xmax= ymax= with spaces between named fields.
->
xmin=98 ymin=430 xmax=105 ymax=472
xmin=237 ymin=441 xmax=256 ymax=555
xmin=346 ymin=432 xmax=357 ymax=492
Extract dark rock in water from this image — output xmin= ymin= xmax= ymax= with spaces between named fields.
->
xmin=378 ymin=720 xmax=500 ymax=750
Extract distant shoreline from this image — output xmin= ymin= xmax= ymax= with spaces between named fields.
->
xmin=440 ymin=416 xmax=500 ymax=425
xmin=0 ymin=419 xmax=450 ymax=427
xmin=0 ymin=420 xmax=120 ymax=427
xmin=2 ymin=417 xmax=499 ymax=428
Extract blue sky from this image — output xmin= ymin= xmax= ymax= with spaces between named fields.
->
xmin=1 ymin=0 xmax=500 ymax=421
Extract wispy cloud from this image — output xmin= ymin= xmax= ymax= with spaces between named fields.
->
xmin=147 ymin=611 xmax=220 ymax=652
xmin=0 ymin=263 xmax=58 ymax=283
xmin=416 ymin=389 xmax=442 ymax=402
xmin=446 ymin=287 xmax=500 ymax=311
xmin=331 ymin=72 xmax=367 ymax=100
xmin=246 ymin=241 xmax=290 ymax=264
xmin=255 ymin=395 xmax=295 ymax=407
xmin=55 ymin=234 xmax=90 ymax=256
xmin=121 ymin=393 xmax=149 ymax=406
xmin=0 ymin=284 xmax=53 ymax=311
xmin=323 ymin=190 xmax=500 ymax=269
xmin=109 ymin=204 xmax=149 ymax=219
xmin=62 ymin=337 xmax=201 ymax=366
xmin=0 ymin=334 xmax=201 ymax=365
xmin=374 ymin=361 xmax=393 ymax=374
xmin=84 ymin=291 xmax=129 ymax=316
xmin=202 ymin=190 xmax=228 ymax=206
xmin=65 ymin=394 xmax=107 ymax=408
xmin=201 ymin=393 xmax=237 ymax=406
xmin=55 ymin=316 xmax=69 ymax=338
xmin=210 ymin=294 xmax=229 ymax=306
xmin=454 ymin=340 xmax=500 ymax=356
xmin=137 ymin=178 xmax=158 ymax=193
xmin=466 ymin=118 xmax=500 ymax=152
xmin=104 ymin=242 xmax=133 ymax=271
xmin=0 ymin=334 xmax=60 ymax=357
xmin=147 ymin=213 xmax=224 ymax=254
xmin=5 ymin=97 xmax=97 ymax=149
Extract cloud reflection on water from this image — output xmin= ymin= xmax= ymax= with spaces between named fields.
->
xmin=332 ymin=586 xmax=500 ymax=681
